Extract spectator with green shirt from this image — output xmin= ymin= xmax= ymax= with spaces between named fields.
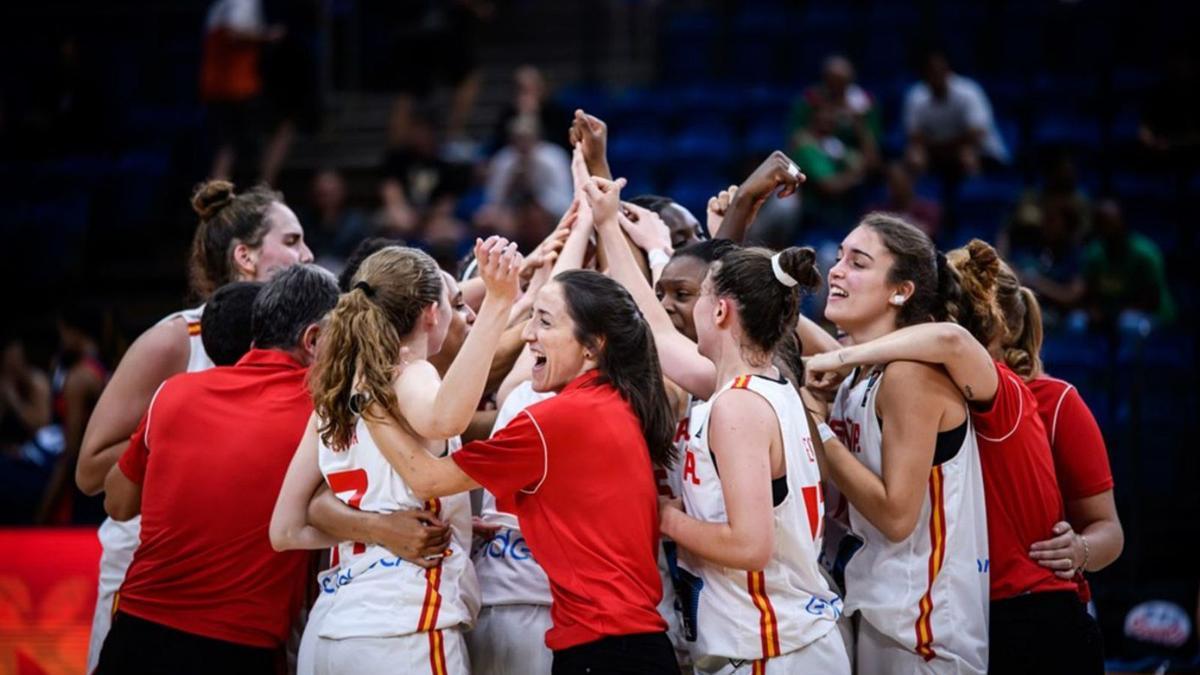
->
xmin=790 ymin=103 xmax=867 ymax=231
xmin=1082 ymin=199 xmax=1175 ymax=329
xmin=788 ymin=55 xmax=881 ymax=171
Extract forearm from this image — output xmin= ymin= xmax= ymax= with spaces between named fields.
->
xmin=306 ymin=488 xmax=379 ymax=548
xmin=1078 ymin=517 xmax=1123 ymax=572
xmin=796 ymin=314 xmax=840 ymax=355
xmin=432 ymin=297 xmax=514 ymax=435
xmin=662 ymin=507 xmax=770 ymax=571
xmin=819 ymin=436 xmax=907 ymax=540
xmin=102 ymin=464 xmax=141 ymax=521
xmin=718 ymin=192 xmax=761 ymax=244
xmin=834 ymin=324 xmax=996 ymax=402
xmin=77 ymin=440 xmax=128 ymax=495
xmin=487 ymin=322 xmax=526 ymax=393
xmin=367 ymin=417 xmax=478 ymax=499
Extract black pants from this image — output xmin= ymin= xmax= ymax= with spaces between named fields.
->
xmin=552 ymin=631 xmax=678 ymax=675
xmin=989 ymin=591 xmax=1105 ymax=674
xmin=96 ymin=611 xmax=280 ymax=675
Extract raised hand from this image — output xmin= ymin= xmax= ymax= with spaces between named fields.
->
xmin=618 ymin=202 xmax=672 ymax=254
xmin=568 ymin=110 xmax=611 ymax=179
xmin=582 ymin=176 xmax=626 ymax=228
xmin=475 ymin=236 xmax=523 ymax=303
xmin=706 ymin=184 xmax=738 ymax=238
xmin=721 ymin=151 xmax=806 ymax=243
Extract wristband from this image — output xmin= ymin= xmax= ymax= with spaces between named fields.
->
xmin=817 ymin=422 xmax=837 ymax=444
xmin=647 ymin=248 xmax=671 ymax=269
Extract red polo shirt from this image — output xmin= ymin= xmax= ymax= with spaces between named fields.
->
xmin=971 ymin=361 xmax=1078 ymax=600
xmin=452 ymin=370 xmax=666 ymax=650
xmin=116 ymin=349 xmax=313 ymax=648
xmin=1027 ymin=375 xmax=1114 ymax=501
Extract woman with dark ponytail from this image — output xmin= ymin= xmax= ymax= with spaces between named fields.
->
xmin=808 ymin=233 xmax=1105 ymax=673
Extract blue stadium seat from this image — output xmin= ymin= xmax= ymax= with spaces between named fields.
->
xmin=1033 ymin=114 xmax=1102 ymax=150
xmin=670 ymin=120 xmax=735 ymax=163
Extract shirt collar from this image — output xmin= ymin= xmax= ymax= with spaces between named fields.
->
xmin=234 ymin=348 xmax=306 ymax=370
xmin=559 ymin=368 xmax=603 ymax=395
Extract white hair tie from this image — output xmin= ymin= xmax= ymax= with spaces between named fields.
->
xmin=771 ymin=252 xmax=798 ymax=288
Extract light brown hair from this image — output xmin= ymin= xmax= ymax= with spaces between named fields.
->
xmin=996 ymin=260 xmax=1045 ymax=379
xmin=189 ymin=180 xmax=283 ymax=299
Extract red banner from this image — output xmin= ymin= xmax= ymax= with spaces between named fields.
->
xmin=0 ymin=528 xmax=100 ymax=675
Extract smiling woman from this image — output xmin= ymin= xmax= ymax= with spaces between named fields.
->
xmin=361 ymin=269 xmax=680 ymax=674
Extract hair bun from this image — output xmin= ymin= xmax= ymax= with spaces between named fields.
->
xmin=777 ymin=246 xmax=822 ymax=291
xmin=961 ymin=239 xmax=1000 ymax=289
xmin=191 ymin=180 xmax=236 ymax=220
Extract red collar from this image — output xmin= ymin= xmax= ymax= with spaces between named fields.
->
xmin=233 ymin=348 xmax=306 ymax=370
xmin=559 ymin=369 xmax=603 ymax=395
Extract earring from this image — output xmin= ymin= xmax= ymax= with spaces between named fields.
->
xmin=890 ymin=294 xmax=906 ymax=306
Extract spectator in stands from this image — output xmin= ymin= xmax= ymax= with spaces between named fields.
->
xmin=301 ymin=169 xmax=369 ymax=274
xmin=789 ymin=55 xmax=881 ymax=171
xmin=904 ymin=48 xmax=1009 ymax=179
xmin=489 ymin=65 xmax=571 ymax=155
xmin=867 ymin=161 xmax=942 ymax=238
xmin=37 ymin=303 xmax=109 ymax=524
xmin=377 ymin=109 xmax=470 ymax=239
xmin=200 ymin=0 xmax=285 ymax=181
xmin=0 ymin=334 xmax=50 ymax=457
xmin=478 ymin=114 xmax=573 ymax=252
xmin=1082 ymin=199 xmax=1176 ymax=330
xmin=790 ymin=103 xmax=868 ymax=231
xmin=1139 ymin=47 xmax=1200 ymax=164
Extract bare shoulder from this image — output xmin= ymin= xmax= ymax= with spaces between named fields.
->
xmin=112 ymin=317 xmax=191 ymax=378
xmin=711 ymin=387 xmax=776 ymax=430
xmin=879 ymin=361 xmax=959 ymax=406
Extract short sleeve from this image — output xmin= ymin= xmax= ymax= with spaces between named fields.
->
xmin=970 ymin=361 xmax=1025 ymax=442
xmin=962 ymin=81 xmax=993 ymax=131
xmin=452 ymin=409 xmax=549 ymax=500
xmin=118 ymin=411 xmax=153 ymax=486
xmin=1051 ymin=387 xmax=1114 ymax=500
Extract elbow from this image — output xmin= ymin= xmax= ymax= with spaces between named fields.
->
xmin=409 ymin=481 xmax=440 ymax=502
xmin=937 ymin=323 xmax=974 ymax=358
xmin=104 ymin=496 xmax=135 ymax=522
xmin=880 ymin=513 xmax=920 ymax=544
xmin=268 ymin=526 xmax=291 ymax=552
xmin=728 ymin=534 xmax=775 ymax=571
xmin=76 ymin=460 xmax=104 ymax=496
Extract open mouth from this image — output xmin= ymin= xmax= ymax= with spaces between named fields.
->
xmin=829 ymin=285 xmax=849 ymax=300
xmin=532 ymin=352 xmax=548 ymax=373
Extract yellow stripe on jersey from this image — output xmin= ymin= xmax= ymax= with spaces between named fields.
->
xmin=915 ymin=465 xmax=947 ymax=661
xmin=418 ymin=565 xmax=443 ymax=632
xmin=732 ymin=375 xmax=752 ymax=390
xmin=428 ymin=628 xmax=447 ymax=675
xmin=748 ymin=570 xmax=782 ymax=658
xmin=187 ymin=321 xmax=201 ymax=336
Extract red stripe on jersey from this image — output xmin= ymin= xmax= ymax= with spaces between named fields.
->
xmin=751 ymin=658 xmax=766 ymax=675
xmin=732 ymin=375 xmax=751 ymax=390
xmin=748 ymin=570 xmax=782 ymax=658
xmin=914 ymin=465 xmax=947 ymax=661
xmin=418 ymin=564 xmax=444 ymax=632
xmin=802 ymin=485 xmax=821 ymax=541
xmin=327 ymin=469 xmax=369 ymax=554
xmin=428 ymin=628 xmax=447 ymax=675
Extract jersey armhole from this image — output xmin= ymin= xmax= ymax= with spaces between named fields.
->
xmin=518 ymin=410 xmax=549 ymax=495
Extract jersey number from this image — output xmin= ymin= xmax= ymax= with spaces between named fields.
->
xmin=327 ymin=468 xmax=369 ymax=554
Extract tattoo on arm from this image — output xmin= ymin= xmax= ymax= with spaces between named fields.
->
xmin=964 ymin=385 xmax=975 ymax=400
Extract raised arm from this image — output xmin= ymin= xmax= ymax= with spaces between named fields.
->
xmin=796 ymin=314 xmax=841 ymax=356
xmin=660 ymin=390 xmax=777 ymax=570
xmin=806 ymin=322 xmax=999 ymax=406
xmin=586 ymin=177 xmax=717 ymax=399
xmin=394 ymin=238 xmax=522 ymax=439
xmin=363 ymin=413 xmax=480 ymax=501
xmin=720 ymin=151 xmax=805 ymax=244
xmin=270 ymin=415 xmax=342 ymax=551
xmin=77 ymin=319 xmax=190 ymax=494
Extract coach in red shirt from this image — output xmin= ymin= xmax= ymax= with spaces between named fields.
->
xmin=96 ymin=266 xmax=339 ymax=674
xmin=363 ymin=271 xmax=680 ymax=674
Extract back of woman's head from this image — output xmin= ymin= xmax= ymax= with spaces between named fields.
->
xmin=189 ymin=180 xmax=282 ymax=299
xmin=672 ymin=237 xmax=737 ymax=265
xmin=860 ymin=212 xmax=939 ymax=327
xmin=310 ymin=246 xmax=443 ymax=451
xmin=943 ymin=239 xmax=1004 ymax=346
xmin=711 ymin=246 xmax=821 ymax=357
xmin=995 ymin=261 xmax=1044 ymax=379
xmin=555 ymin=270 xmax=675 ymax=468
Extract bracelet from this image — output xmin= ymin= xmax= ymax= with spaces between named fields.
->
xmin=1078 ymin=533 xmax=1090 ymax=572
xmin=647 ymin=248 xmax=671 ymax=269
xmin=817 ymin=422 xmax=837 ymax=443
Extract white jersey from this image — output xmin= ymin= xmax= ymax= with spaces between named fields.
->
xmin=830 ymin=367 xmax=989 ymax=674
xmin=316 ymin=419 xmax=480 ymax=639
xmin=474 ymin=381 xmax=554 ymax=607
xmin=87 ymin=306 xmax=212 ymax=674
xmin=655 ymin=391 xmax=692 ymax=660
xmin=677 ymin=373 xmax=842 ymax=666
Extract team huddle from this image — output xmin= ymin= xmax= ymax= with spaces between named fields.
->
xmin=76 ymin=110 xmax=1116 ymax=675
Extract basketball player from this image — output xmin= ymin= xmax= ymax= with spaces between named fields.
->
xmin=75 ymin=180 xmax=312 ymax=673
xmin=806 ymin=215 xmax=990 ymax=674
xmin=270 ymin=238 xmax=521 ymax=674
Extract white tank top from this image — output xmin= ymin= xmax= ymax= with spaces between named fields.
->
xmin=98 ymin=307 xmax=214 ymax=552
xmin=677 ymin=373 xmax=842 ymax=664
xmin=316 ymin=417 xmax=480 ymax=639
xmin=474 ymin=381 xmax=554 ymax=607
xmin=830 ymin=366 xmax=989 ymax=672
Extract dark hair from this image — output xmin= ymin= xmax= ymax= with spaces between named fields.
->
xmin=189 ymin=180 xmax=284 ymax=299
xmin=250 ymin=265 xmax=339 ymax=351
xmin=711 ymin=246 xmax=821 ymax=359
xmin=339 ymin=236 xmax=406 ymax=291
xmin=201 ymin=281 xmax=264 ymax=366
xmin=860 ymin=212 xmax=942 ymax=327
xmin=311 ymin=247 xmax=443 ymax=451
xmin=555 ymin=270 xmax=675 ymax=468
xmin=671 ymin=238 xmax=737 ymax=264
xmin=631 ymin=194 xmax=706 ymax=240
